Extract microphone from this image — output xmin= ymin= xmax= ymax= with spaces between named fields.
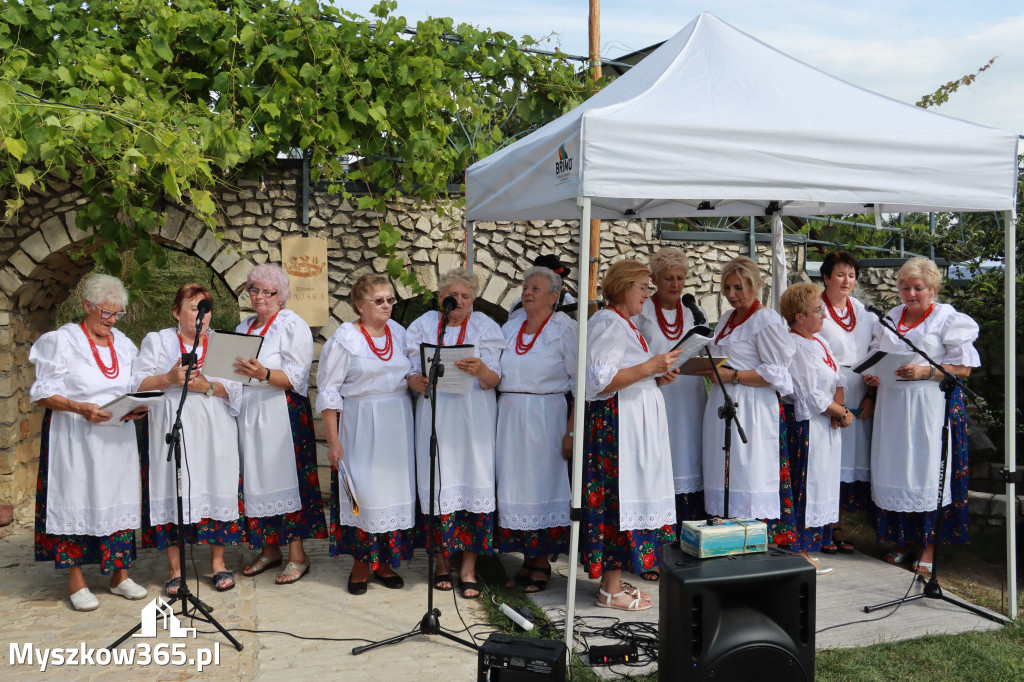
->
xmin=441 ymin=296 xmax=458 ymax=313
xmin=196 ymin=298 xmax=213 ymax=330
xmin=866 ymin=304 xmax=886 ymax=318
xmin=681 ymin=293 xmax=706 ymax=325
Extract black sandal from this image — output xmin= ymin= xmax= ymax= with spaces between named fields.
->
xmin=433 ymin=573 xmax=453 ymax=591
xmin=524 ymin=565 xmax=552 ymax=593
xmin=458 ymin=578 xmax=482 ymax=599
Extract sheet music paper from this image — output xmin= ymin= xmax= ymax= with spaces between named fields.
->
xmin=668 ymin=325 xmax=714 ymax=371
xmin=336 ymin=459 xmax=360 ymax=515
xmin=98 ymin=391 xmax=164 ymax=424
xmin=203 ymin=330 xmax=265 ymax=383
xmin=852 ymin=350 xmax=919 ymax=385
xmin=419 ymin=343 xmax=475 ymax=394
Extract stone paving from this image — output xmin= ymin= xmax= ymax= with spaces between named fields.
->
xmin=2 ymin=514 xmax=1011 ymax=681
xmin=0 ymin=518 xmax=488 ymax=681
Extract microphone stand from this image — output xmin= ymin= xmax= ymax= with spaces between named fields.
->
xmin=706 ymin=346 xmax=748 ymax=522
xmin=862 ymin=311 xmax=1006 ymax=624
xmin=353 ymin=304 xmax=478 ymax=655
xmin=109 ymin=314 xmax=243 ymax=651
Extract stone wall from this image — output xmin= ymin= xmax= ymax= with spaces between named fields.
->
xmin=0 ymin=166 xmax=973 ymax=522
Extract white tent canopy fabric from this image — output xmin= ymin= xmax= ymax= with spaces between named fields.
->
xmin=466 ymin=13 xmax=1017 ymax=221
xmin=464 ymin=11 xmax=1019 ymax=653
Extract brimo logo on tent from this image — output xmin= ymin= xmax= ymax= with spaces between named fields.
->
xmin=554 ymin=144 xmax=574 ymax=180
xmin=8 ymin=597 xmax=220 ymax=672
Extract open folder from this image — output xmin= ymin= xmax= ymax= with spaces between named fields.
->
xmin=99 ymin=391 xmax=164 ymax=424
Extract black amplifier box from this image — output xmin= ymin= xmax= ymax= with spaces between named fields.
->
xmin=477 ymin=633 xmax=566 ymax=682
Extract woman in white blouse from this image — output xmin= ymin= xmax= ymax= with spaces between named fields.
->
xmin=779 ymin=283 xmax=853 ymax=575
xmin=29 ymin=274 xmax=149 ymax=611
xmin=865 ymin=257 xmax=979 ymax=575
xmin=406 ymin=267 xmax=503 ymax=600
xmin=317 ymin=274 xmax=416 ymax=595
xmin=583 ymin=259 xmax=681 ymax=612
xmin=634 ymin=247 xmax=709 ymax=550
xmin=496 ymin=266 xmax=576 ymax=593
xmin=817 ymin=251 xmax=879 ymax=553
xmin=135 ymin=284 xmax=243 ymax=594
xmin=233 ymin=264 xmax=326 ymax=585
xmin=697 ymin=257 xmax=796 ymax=543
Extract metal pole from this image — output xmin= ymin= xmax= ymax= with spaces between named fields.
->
xmin=465 ymin=220 xmax=474 ymax=274
xmin=748 ymin=215 xmax=756 ymax=260
xmin=1004 ymin=208 xmax=1018 ymax=619
xmin=928 ymin=212 xmax=936 ymax=261
xmin=587 ymin=0 xmax=602 ymax=315
xmin=564 ymin=197 xmax=592 ymax=663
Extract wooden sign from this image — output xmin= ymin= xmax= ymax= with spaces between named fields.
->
xmin=281 ymin=236 xmax=329 ymax=327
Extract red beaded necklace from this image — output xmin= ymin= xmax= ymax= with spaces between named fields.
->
xmin=80 ymin=322 xmax=119 ymax=379
xmin=897 ymin=303 xmax=935 ymax=334
xmin=177 ymin=331 xmax=209 ymax=371
xmin=360 ymin=321 xmax=393 ymax=361
xmin=715 ymin=300 xmax=760 ymax=343
xmin=611 ymin=307 xmax=649 ymax=352
xmin=246 ymin=312 xmax=279 ymax=336
xmin=790 ymin=330 xmax=837 ymax=372
xmin=515 ymin=313 xmax=553 ymax=355
xmin=654 ymin=298 xmax=685 ymax=340
xmin=823 ymin=292 xmax=856 ymax=332
xmin=436 ymin=312 xmax=470 ymax=346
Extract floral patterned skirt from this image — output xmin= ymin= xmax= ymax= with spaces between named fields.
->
xmin=497 ymin=525 xmax=570 ymax=557
xmin=416 ymin=505 xmax=495 ymax=559
xmin=581 ymin=397 xmax=674 ymax=579
xmin=839 ymin=480 xmax=872 ymax=512
xmin=781 ymin=405 xmax=825 ymax=552
xmin=764 ymin=400 xmax=797 ymax=545
xmin=872 ymin=388 xmax=970 ymax=548
xmin=245 ymin=391 xmax=327 ymax=547
xmin=329 ymin=469 xmax=415 ymax=568
xmin=34 ymin=410 xmax=136 ymax=573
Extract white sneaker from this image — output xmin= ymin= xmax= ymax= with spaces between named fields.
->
xmin=110 ymin=578 xmax=148 ymax=600
xmin=70 ymin=587 xmax=99 ymax=611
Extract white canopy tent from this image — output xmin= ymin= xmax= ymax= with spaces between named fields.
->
xmin=464 ymin=12 xmax=1019 ymax=653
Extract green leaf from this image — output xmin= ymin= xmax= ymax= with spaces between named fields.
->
xmin=151 ymin=34 xmax=175 ymax=63
xmin=1 ymin=3 xmax=29 ymax=25
xmin=4 ymin=137 xmax=28 ymax=161
xmin=14 ymin=169 xmax=35 ymax=188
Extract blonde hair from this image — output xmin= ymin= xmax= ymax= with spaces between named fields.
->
xmin=897 ymin=257 xmax=942 ymax=295
xmin=437 ymin=267 xmax=479 ymax=297
xmin=779 ymin=282 xmax=823 ymax=325
xmin=602 ymin=259 xmax=651 ymax=305
xmin=650 ymin=247 xmax=689 ymax=278
xmin=721 ymin=256 xmax=762 ymax=292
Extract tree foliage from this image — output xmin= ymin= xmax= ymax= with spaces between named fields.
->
xmin=0 ymin=0 xmax=595 ymax=289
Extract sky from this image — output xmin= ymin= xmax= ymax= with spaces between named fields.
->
xmin=336 ymin=1 xmax=1024 ymax=137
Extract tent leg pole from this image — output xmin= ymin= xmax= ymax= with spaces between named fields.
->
xmin=564 ymin=197 xmax=592 ymax=666
xmin=466 ymin=220 xmax=475 ymax=273
xmin=1005 ymin=209 xmax=1017 ymax=620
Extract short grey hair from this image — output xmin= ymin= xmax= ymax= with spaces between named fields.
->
xmin=246 ymin=263 xmax=291 ymax=303
xmin=82 ymin=274 xmax=129 ymax=308
xmin=650 ymin=247 xmax=689 ymax=277
xmin=522 ymin=266 xmax=561 ymax=295
xmin=438 ymin=267 xmax=479 ymax=297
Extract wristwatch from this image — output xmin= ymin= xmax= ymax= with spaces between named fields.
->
xmin=260 ymin=368 xmax=271 ymax=384
xmin=731 ymin=370 xmax=739 ymax=385
xmin=205 ymin=379 xmax=215 ymax=397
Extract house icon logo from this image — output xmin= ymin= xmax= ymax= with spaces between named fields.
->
xmin=133 ymin=597 xmax=197 ymax=639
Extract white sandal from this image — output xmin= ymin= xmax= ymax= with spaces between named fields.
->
xmin=596 ymin=586 xmax=652 ymax=612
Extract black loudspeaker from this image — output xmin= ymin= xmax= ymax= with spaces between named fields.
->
xmin=477 ymin=633 xmax=566 ymax=681
xmin=659 ymin=545 xmax=815 ymax=681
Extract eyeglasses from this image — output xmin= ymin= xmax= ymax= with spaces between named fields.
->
xmin=633 ymin=283 xmax=657 ymax=295
xmin=91 ymin=305 xmax=126 ymax=321
xmin=802 ymin=305 xmax=826 ymax=317
xmin=247 ymin=287 xmax=278 ymax=299
xmin=367 ymin=296 xmax=397 ymax=307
